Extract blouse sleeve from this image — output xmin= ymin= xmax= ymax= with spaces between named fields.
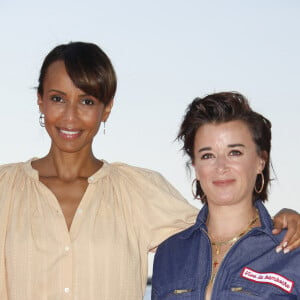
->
xmin=0 ymin=163 xmax=19 ymax=299
xmin=114 ymin=163 xmax=199 ymax=251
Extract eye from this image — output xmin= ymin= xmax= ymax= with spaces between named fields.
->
xmin=229 ymin=150 xmax=242 ymax=156
xmin=81 ymin=98 xmax=95 ymax=105
xmin=201 ymin=153 xmax=215 ymax=160
xmin=51 ymin=95 xmax=64 ymax=103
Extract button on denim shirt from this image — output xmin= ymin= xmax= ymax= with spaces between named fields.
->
xmin=152 ymin=201 xmax=300 ymax=299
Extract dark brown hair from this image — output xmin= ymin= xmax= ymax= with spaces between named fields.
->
xmin=177 ymin=92 xmax=272 ymax=202
xmin=37 ymin=41 xmax=117 ymax=105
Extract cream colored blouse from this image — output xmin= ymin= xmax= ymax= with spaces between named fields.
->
xmin=0 ymin=159 xmax=198 ymax=300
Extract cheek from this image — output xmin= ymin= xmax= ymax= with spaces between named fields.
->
xmin=87 ymin=111 xmax=103 ymax=124
xmin=234 ymin=161 xmax=258 ymax=184
xmin=81 ymin=110 xmax=103 ymax=131
xmin=194 ymin=164 xmax=210 ymax=181
xmin=43 ymin=105 xmax=64 ymax=120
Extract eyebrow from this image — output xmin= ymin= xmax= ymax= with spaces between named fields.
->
xmin=47 ymin=89 xmax=89 ymax=97
xmin=197 ymin=144 xmax=245 ymax=153
xmin=47 ymin=89 xmax=65 ymax=94
xmin=228 ymin=143 xmax=245 ymax=148
xmin=198 ymin=147 xmax=212 ymax=153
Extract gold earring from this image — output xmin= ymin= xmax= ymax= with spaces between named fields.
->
xmin=192 ymin=179 xmax=202 ymax=200
xmin=254 ymin=173 xmax=264 ymax=194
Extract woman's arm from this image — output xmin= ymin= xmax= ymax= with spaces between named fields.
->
xmin=272 ymin=208 xmax=300 ymax=253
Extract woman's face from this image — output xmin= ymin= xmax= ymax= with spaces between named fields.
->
xmin=38 ymin=60 xmax=113 ymax=154
xmin=193 ymin=120 xmax=265 ymax=207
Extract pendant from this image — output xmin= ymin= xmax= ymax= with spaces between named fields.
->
xmin=213 ymin=260 xmax=219 ymax=268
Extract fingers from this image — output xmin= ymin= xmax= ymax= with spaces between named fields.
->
xmin=280 ymin=219 xmax=300 ymax=253
xmin=273 ymin=212 xmax=300 ymax=253
xmin=272 ymin=228 xmax=281 ymax=234
xmin=272 ymin=213 xmax=288 ymax=235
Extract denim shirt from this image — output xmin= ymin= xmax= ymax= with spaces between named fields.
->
xmin=151 ymin=201 xmax=300 ymax=299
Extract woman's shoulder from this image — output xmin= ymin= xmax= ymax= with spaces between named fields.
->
xmin=0 ymin=161 xmax=24 ymax=174
xmin=0 ymin=159 xmax=34 ymax=181
xmin=106 ymin=161 xmax=181 ymax=195
xmin=107 ymin=161 xmax=165 ymax=181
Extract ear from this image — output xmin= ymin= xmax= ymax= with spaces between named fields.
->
xmin=257 ymin=151 xmax=267 ymax=173
xmin=37 ymin=92 xmax=44 ymax=114
xmin=258 ymin=159 xmax=265 ymax=174
xmin=192 ymin=163 xmax=200 ymax=181
xmin=101 ymin=99 xmax=114 ymax=122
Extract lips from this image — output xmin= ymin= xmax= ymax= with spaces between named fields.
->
xmin=213 ymin=179 xmax=235 ymax=186
xmin=58 ymin=128 xmax=82 ymax=139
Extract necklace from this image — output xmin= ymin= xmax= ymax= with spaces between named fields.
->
xmin=208 ymin=209 xmax=259 ymax=283
xmin=210 ymin=209 xmax=259 ymax=254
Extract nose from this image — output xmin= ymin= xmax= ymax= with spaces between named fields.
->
xmin=64 ymin=102 xmax=79 ymax=122
xmin=215 ymin=155 xmax=228 ymax=173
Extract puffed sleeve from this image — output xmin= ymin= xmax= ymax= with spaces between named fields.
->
xmin=0 ymin=163 xmax=19 ymax=299
xmin=113 ymin=163 xmax=199 ymax=251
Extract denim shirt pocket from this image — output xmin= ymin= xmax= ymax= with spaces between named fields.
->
xmin=152 ymin=278 xmax=199 ymax=300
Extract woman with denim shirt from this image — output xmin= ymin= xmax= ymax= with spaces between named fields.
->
xmin=152 ymin=92 xmax=300 ymax=300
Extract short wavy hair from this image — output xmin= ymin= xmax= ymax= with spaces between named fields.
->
xmin=177 ymin=92 xmax=272 ymax=203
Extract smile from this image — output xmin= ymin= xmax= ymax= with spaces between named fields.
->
xmin=58 ymin=128 xmax=82 ymax=139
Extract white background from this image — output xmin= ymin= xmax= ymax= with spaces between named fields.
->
xmin=1 ymin=0 xmax=300 ymax=279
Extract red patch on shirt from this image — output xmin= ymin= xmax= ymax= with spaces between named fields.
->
xmin=240 ymin=267 xmax=294 ymax=293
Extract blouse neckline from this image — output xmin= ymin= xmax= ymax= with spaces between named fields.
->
xmin=22 ymin=157 xmax=111 ymax=183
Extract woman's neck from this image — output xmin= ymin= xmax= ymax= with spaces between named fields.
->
xmin=33 ymin=145 xmax=102 ymax=181
xmin=206 ymin=202 xmax=258 ymax=241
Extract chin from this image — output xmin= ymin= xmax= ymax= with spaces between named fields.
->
xmin=52 ymin=141 xmax=89 ymax=154
xmin=208 ymin=195 xmax=238 ymax=206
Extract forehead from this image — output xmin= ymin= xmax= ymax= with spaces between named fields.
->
xmin=42 ymin=60 xmax=79 ymax=91
xmin=194 ymin=120 xmax=254 ymax=146
xmin=44 ymin=60 xmax=67 ymax=80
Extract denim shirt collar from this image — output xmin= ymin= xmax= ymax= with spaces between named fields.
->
xmin=179 ymin=200 xmax=278 ymax=242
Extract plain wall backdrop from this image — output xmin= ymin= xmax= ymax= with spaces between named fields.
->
xmin=1 ymin=0 xmax=300 ymax=277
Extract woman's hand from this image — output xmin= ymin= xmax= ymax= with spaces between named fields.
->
xmin=272 ymin=208 xmax=300 ymax=253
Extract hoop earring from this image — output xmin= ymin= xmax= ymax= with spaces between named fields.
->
xmin=254 ymin=173 xmax=264 ymax=194
xmin=103 ymin=121 xmax=106 ymax=135
xmin=39 ymin=113 xmax=45 ymax=127
xmin=191 ymin=178 xmax=202 ymax=200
